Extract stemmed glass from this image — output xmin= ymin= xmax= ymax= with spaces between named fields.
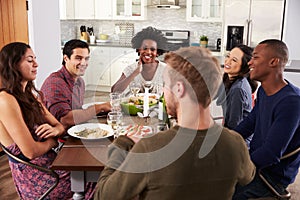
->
xmin=153 ymin=82 xmax=163 ymax=96
xmin=129 ymin=81 xmax=141 ymax=97
xmin=142 ymin=81 xmax=153 ymax=93
xmin=107 ymin=111 xmax=123 ymax=138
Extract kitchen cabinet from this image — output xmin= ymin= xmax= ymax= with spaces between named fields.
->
xmin=59 ymin=0 xmax=146 ymax=20
xmin=110 ymin=48 xmax=138 ymax=85
xmin=74 ymin=0 xmax=95 ymax=19
xmin=84 ymin=47 xmax=111 ymax=88
xmin=59 ymin=0 xmax=74 ymax=19
xmin=83 ymin=47 xmax=137 ymax=92
xmin=95 ymin=0 xmax=113 ymax=19
xmin=113 ymin=0 xmax=147 ymax=20
xmin=186 ymin=0 xmax=223 ymax=22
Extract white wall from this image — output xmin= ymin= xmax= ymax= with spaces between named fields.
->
xmin=283 ymin=0 xmax=300 ymax=60
xmin=27 ymin=0 xmax=62 ymax=89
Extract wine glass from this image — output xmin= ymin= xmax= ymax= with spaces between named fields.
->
xmin=142 ymin=81 xmax=153 ymax=93
xmin=129 ymin=81 xmax=141 ymax=97
xmin=107 ymin=111 xmax=123 ymax=138
xmin=153 ymin=82 xmax=163 ymax=96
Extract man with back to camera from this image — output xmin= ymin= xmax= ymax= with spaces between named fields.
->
xmin=41 ymin=39 xmax=111 ymax=129
xmin=93 ymin=46 xmax=255 ymax=200
xmin=233 ymin=39 xmax=300 ymax=199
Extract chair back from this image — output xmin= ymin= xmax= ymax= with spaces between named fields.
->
xmin=259 ymin=147 xmax=300 ymax=200
xmin=1 ymin=144 xmax=59 ymax=200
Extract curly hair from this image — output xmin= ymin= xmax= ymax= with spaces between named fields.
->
xmin=0 ymin=42 xmax=46 ymax=130
xmin=131 ymin=26 xmax=167 ymax=56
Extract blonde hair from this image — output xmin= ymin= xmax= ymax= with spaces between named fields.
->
xmin=164 ymin=47 xmax=222 ymax=108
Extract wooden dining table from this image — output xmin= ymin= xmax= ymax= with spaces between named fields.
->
xmin=50 ymin=115 xmax=159 ymax=199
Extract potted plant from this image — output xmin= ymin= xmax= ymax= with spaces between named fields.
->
xmin=200 ymin=35 xmax=208 ymax=48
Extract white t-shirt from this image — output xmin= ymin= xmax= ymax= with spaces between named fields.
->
xmin=122 ymin=60 xmax=166 ymax=97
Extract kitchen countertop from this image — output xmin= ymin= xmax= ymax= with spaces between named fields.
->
xmin=285 ymin=60 xmax=300 ymax=73
xmin=88 ymin=42 xmax=222 ymax=52
xmin=89 ymin=41 xmax=132 ymax=48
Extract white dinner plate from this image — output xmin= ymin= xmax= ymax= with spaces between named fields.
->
xmin=68 ymin=123 xmax=114 ymax=140
xmin=96 ymin=39 xmax=111 ymax=43
xmin=82 ymin=102 xmax=105 ymax=109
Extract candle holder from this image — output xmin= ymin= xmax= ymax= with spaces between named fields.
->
xmin=137 ymin=109 xmax=158 ymax=122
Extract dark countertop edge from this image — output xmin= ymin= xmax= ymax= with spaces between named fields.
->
xmin=89 ymin=43 xmax=132 ymax=48
xmin=284 ymin=68 xmax=300 ymax=73
xmin=284 ymin=60 xmax=300 ymax=73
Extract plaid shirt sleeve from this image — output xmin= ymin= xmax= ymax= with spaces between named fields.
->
xmin=41 ymin=74 xmax=72 ymax=121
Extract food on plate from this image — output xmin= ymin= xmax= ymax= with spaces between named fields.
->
xmin=74 ymin=127 xmax=109 ymax=139
xmin=120 ymin=125 xmax=153 ymax=138
xmin=121 ymin=94 xmax=158 ymax=115
xmin=128 ymin=95 xmax=158 ymax=105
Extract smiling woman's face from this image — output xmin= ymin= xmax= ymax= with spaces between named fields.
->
xmin=224 ymin=47 xmax=244 ymax=78
xmin=138 ymin=39 xmax=158 ymax=64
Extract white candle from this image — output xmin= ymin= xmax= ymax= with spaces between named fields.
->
xmin=143 ymin=88 xmax=149 ymax=117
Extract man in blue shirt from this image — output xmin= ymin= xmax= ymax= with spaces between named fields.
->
xmin=233 ymin=39 xmax=300 ymax=199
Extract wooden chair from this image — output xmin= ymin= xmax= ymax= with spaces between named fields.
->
xmin=1 ymin=144 xmax=59 ymax=200
xmin=258 ymin=147 xmax=300 ymax=200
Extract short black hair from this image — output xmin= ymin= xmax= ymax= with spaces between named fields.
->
xmin=62 ymin=39 xmax=90 ymax=66
xmin=131 ymin=26 xmax=167 ymax=56
xmin=259 ymin=39 xmax=289 ymax=65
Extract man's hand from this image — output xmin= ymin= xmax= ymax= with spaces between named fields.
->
xmin=95 ymin=102 xmax=112 ymax=114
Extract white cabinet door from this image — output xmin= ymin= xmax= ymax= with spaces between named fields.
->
xmin=110 ymin=48 xmax=137 ymax=86
xmin=59 ymin=0 xmax=75 ymax=19
xmin=95 ymin=0 xmax=113 ymax=19
xmin=113 ymin=0 xmax=147 ymax=20
xmin=74 ymin=0 xmax=95 ymax=19
xmin=84 ymin=47 xmax=137 ymax=91
xmin=83 ymin=47 xmax=111 ymax=87
xmin=186 ymin=0 xmax=223 ymax=22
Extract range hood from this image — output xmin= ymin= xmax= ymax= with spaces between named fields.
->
xmin=150 ymin=0 xmax=181 ymax=9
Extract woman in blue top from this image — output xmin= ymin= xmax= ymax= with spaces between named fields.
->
xmin=217 ymin=44 xmax=258 ymax=129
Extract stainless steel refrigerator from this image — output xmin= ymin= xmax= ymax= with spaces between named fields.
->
xmin=223 ymin=0 xmax=286 ymax=51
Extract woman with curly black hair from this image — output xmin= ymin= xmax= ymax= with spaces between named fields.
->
xmin=111 ymin=26 xmax=167 ymax=96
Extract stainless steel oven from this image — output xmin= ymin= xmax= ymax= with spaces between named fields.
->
xmin=160 ymin=30 xmax=190 ymax=52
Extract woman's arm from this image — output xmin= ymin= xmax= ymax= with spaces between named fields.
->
xmin=111 ymin=62 xmax=142 ymax=93
xmin=35 ymin=101 xmax=66 ymax=139
xmin=0 ymin=93 xmax=57 ymax=159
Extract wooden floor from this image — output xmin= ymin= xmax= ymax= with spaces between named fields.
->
xmin=0 ymin=155 xmax=19 ymax=200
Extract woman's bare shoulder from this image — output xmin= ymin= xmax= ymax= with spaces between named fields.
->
xmin=0 ymin=91 xmax=18 ymax=108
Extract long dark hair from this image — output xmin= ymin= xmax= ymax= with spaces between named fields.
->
xmin=0 ymin=42 xmax=46 ymax=130
xmin=223 ymin=44 xmax=258 ymax=93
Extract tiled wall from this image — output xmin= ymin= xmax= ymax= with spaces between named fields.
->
xmin=60 ymin=7 xmax=222 ymax=49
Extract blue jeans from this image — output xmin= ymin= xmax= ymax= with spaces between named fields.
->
xmin=232 ymin=170 xmax=287 ymax=199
